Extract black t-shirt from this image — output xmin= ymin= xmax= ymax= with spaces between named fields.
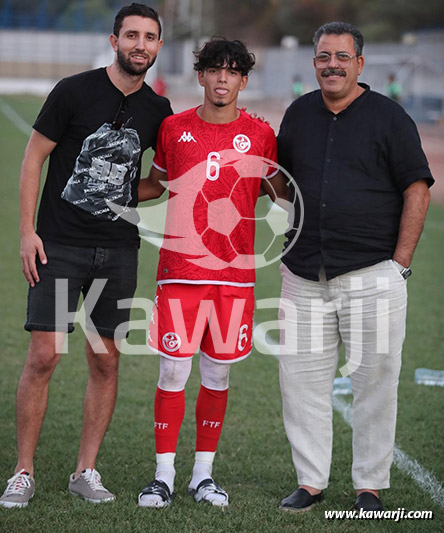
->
xmin=34 ymin=67 xmax=173 ymax=248
xmin=277 ymin=83 xmax=434 ymax=281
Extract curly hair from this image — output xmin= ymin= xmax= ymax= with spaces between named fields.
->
xmin=194 ymin=37 xmax=255 ymax=77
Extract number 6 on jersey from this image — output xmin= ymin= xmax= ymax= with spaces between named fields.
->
xmin=206 ymin=152 xmax=221 ymax=181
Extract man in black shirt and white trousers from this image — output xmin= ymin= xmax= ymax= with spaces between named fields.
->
xmin=0 ymin=4 xmax=172 ymax=508
xmin=277 ymin=22 xmax=434 ymax=513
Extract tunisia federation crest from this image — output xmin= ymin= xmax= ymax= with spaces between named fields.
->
xmin=233 ymin=134 xmax=251 ymax=153
xmin=162 ymin=332 xmax=181 ymax=352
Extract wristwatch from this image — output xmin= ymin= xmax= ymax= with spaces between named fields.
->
xmin=399 ymin=266 xmax=412 ymax=280
xmin=393 ymin=260 xmax=412 ymax=280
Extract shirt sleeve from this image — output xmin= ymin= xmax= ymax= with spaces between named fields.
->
xmin=263 ymin=125 xmax=278 ymax=179
xmin=388 ymin=109 xmax=434 ymax=191
xmin=33 ymin=78 xmax=73 ymax=143
xmin=153 ymin=118 xmax=168 ymax=172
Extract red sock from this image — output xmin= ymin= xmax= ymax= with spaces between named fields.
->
xmin=154 ymin=387 xmax=185 ymax=453
xmin=195 ymin=385 xmax=228 ymax=452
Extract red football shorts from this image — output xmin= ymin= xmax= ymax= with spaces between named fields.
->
xmin=148 ymin=283 xmax=254 ymax=363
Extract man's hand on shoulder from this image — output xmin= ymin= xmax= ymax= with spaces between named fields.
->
xmin=241 ymin=107 xmax=270 ymax=125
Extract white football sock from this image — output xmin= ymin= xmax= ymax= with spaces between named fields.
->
xmin=189 ymin=451 xmax=214 ymax=489
xmin=155 ymin=452 xmax=176 ymax=492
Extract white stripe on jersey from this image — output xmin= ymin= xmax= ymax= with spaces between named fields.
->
xmin=157 ymin=279 xmax=255 ymax=287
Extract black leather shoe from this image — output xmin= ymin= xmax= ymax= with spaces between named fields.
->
xmin=354 ymin=492 xmax=383 ymax=511
xmin=280 ymin=488 xmax=324 ymax=513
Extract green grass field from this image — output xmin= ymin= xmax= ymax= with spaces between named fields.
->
xmin=0 ymin=95 xmax=443 ymax=532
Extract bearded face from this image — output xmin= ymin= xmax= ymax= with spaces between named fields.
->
xmin=117 ymin=46 xmax=156 ymax=76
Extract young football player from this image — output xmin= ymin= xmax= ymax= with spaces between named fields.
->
xmin=137 ymin=37 xmax=288 ymax=508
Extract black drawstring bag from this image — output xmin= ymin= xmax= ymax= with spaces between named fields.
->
xmin=61 ymin=118 xmax=141 ymax=221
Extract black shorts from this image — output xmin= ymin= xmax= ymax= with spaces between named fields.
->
xmin=25 ymin=241 xmax=138 ymax=339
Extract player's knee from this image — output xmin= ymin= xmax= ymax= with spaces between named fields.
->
xmin=158 ymin=357 xmax=192 ymax=391
xmin=200 ymin=356 xmax=230 ymax=390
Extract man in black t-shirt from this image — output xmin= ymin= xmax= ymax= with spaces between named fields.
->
xmin=277 ymin=22 xmax=433 ymax=514
xmin=0 ymin=3 xmax=172 ymax=509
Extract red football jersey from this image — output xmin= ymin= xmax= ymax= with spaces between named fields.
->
xmin=153 ymin=107 xmax=278 ymax=285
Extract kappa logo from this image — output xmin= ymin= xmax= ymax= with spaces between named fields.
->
xmin=178 ymin=131 xmax=197 ymax=143
xmin=162 ymin=332 xmax=181 ymax=352
xmin=233 ymin=134 xmax=251 ymax=153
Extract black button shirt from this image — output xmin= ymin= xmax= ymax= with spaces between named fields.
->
xmin=277 ymin=83 xmax=434 ymax=281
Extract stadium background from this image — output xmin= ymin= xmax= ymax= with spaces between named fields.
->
xmin=0 ymin=1 xmax=443 ymax=531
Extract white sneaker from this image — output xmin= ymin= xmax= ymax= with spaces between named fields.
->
xmin=0 ymin=470 xmax=35 ymax=508
xmin=69 ymin=469 xmax=115 ymax=503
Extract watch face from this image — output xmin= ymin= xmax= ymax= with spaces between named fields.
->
xmin=401 ymin=268 xmax=412 ymax=280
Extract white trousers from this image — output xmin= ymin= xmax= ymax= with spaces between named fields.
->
xmin=279 ymin=260 xmax=407 ymax=490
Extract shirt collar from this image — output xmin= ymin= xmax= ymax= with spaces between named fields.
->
xmin=319 ymin=82 xmax=370 ymax=115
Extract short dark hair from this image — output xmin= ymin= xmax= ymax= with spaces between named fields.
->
xmin=313 ymin=22 xmax=364 ymax=56
xmin=113 ymin=3 xmax=162 ymax=39
xmin=193 ymin=37 xmax=255 ymax=77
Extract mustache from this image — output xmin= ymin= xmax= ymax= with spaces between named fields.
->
xmin=321 ymin=68 xmax=346 ymax=77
